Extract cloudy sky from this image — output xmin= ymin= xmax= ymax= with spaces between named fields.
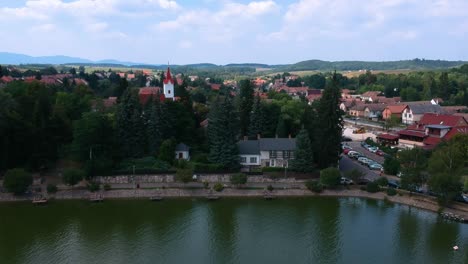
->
xmin=0 ymin=0 xmax=467 ymax=64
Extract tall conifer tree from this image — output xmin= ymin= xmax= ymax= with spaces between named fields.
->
xmin=316 ymin=72 xmax=343 ymax=168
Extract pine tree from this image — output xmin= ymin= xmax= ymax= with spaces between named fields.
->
xmin=208 ymin=96 xmax=239 ymax=170
xmin=276 ymin=115 xmax=287 ymax=137
xmin=237 ymin=79 xmax=254 ymax=137
xmin=145 ymin=95 xmax=163 ymax=155
xmin=247 ymin=96 xmax=265 ymax=138
xmin=116 ymin=89 xmax=144 ymax=158
xmin=315 ymin=72 xmax=343 ymax=169
xmin=290 ymin=128 xmax=315 ymax=172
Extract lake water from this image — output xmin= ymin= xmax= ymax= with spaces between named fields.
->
xmin=0 ymin=198 xmax=467 ymax=264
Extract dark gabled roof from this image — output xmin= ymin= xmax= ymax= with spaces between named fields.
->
xmin=238 ymin=140 xmax=260 ymax=155
xmin=175 ymin=143 xmax=189 ymax=151
xmin=259 ymin=138 xmax=296 ymax=151
xmin=238 ymin=138 xmax=297 ymax=155
xmin=407 ymin=103 xmax=442 ymax=114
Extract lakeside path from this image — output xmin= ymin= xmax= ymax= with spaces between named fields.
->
xmin=1 ymin=187 xmax=467 ymax=222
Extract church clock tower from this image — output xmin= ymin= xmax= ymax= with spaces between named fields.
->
xmin=163 ymin=67 xmax=174 ymax=100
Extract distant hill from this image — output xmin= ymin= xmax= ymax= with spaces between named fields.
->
xmin=1 ymin=52 xmax=467 ymax=72
xmin=282 ymin=59 xmax=468 ymax=71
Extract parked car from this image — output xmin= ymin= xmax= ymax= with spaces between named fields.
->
xmin=358 ymin=157 xmax=369 ymax=164
xmin=342 ymin=145 xmax=352 ymax=150
xmin=343 ymin=148 xmax=352 ymax=155
xmin=454 ymin=194 xmax=468 ymax=204
xmin=348 ymin=151 xmax=361 ymax=158
xmin=368 ymin=147 xmax=379 ymax=153
xmin=388 ymin=180 xmax=401 ymax=189
xmin=340 ymin=177 xmax=354 ymax=185
xmin=406 ymin=184 xmax=424 ymax=193
xmin=369 ymin=163 xmax=383 ymax=170
xmin=376 ymin=150 xmax=385 ymax=156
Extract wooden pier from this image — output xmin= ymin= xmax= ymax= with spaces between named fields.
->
xmin=150 ymin=196 xmax=163 ymax=201
xmin=32 ymin=196 xmax=48 ymax=205
xmin=89 ymin=193 xmax=104 ymax=202
xmin=263 ymin=191 xmax=274 ymax=200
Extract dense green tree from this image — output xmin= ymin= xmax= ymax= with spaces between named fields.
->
xmin=71 ymin=112 xmax=114 ymax=161
xmin=248 ymin=96 xmax=265 ymax=138
xmin=320 ymin=167 xmax=341 ymax=189
xmin=303 ymin=74 xmax=326 ymax=89
xmin=315 ymin=72 xmax=343 ymax=168
xmin=398 ymin=148 xmax=428 ymax=189
xmin=116 ymin=88 xmax=144 ymax=158
xmin=158 ymin=138 xmax=176 ymax=164
xmin=290 ymin=128 xmax=315 ymax=172
xmin=344 ymin=169 xmax=365 ymax=183
xmin=383 ymin=157 xmax=400 ymax=175
xmin=237 ymin=79 xmax=254 ymax=137
xmin=208 ymin=96 xmax=239 ymax=170
xmin=275 ymin=115 xmax=287 ymax=137
xmin=427 ymin=135 xmax=468 ymax=205
xmin=63 ymin=168 xmax=84 ymax=186
xmin=2 ymin=168 xmax=33 ymax=195
xmin=145 ymin=96 xmax=163 ymax=155
xmin=438 ymin=72 xmax=450 ymax=100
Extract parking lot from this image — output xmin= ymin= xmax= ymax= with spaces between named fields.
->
xmin=345 ymin=141 xmax=385 ymax=164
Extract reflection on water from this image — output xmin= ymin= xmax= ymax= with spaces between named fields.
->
xmin=0 ymin=198 xmax=467 ymax=264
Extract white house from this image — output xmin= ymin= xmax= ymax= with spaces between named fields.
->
xmin=175 ymin=143 xmax=190 ymax=160
xmin=238 ymin=138 xmax=296 ymax=168
xmin=402 ymin=103 xmax=442 ymax=125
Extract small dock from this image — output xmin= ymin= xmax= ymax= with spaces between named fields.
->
xmin=89 ymin=193 xmax=104 ymax=202
xmin=150 ymin=196 xmax=163 ymax=201
xmin=32 ymin=196 xmax=48 ymax=205
xmin=263 ymin=191 xmax=274 ymax=200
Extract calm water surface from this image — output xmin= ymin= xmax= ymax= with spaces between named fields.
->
xmin=0 ymin=197 xmax=467 ymax=264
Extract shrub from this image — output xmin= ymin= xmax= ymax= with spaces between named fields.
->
xmin=203 ymin=181 xmax=209 ymax=189
xmin=305 ymin=180 xmax=323 ymax=193
xmin=230 ymin=173 xmax=247 ymax=186
xmin=267 ymin=185 xmax=274 ymax=192
xmin=366 ymin=182 xmax=380 ymax=193
xmin=345 ymin=169 xmax=365 ymax=183
xmin=87 ymin=182 xmax=100 ymax=192
xmin=464 ymin=178 xmax=468 ymax=193
xmin=376 ymin=177 xmax=389 ymax=187
xmin=320 ymin=167 xmax=341 ymax=189
xmin=47 ymin=184 xmax=58 ymax=194
xmin=176 ymin=159 xmax=192 ymax=169
xmin=193 ymin=163 xmax=227 ymax=173
xmin=387 ymin=188 xmax=397 ymax=196
xmin=213 ymin=183 xmax=224 ymax=192
xmin=103 ymin=184 xmax=111 ymax=191
xmin=175 ymin=168 xmax=193 ymax=184
xmin=360 ymin=186 xmax=366 ymax=191
xmin=63 ymin=168 xmax=85 ymax=186
xmin=383 ymin=157 xmax=400 ymax=175
xmin=2 ymin=168 xmax=33 ymax=195
xmin=262 ymin=167 xmax=285 ymax=172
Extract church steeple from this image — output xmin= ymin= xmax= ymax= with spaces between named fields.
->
xmin=163 ymin=66 xmax=174 ymax=100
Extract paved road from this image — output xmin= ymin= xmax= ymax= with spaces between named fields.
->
xmin=339 ymin=155 xmax=381 ymax=181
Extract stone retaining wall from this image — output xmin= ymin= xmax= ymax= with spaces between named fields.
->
xmin=94 ymin=174 xmax=300 ymax=184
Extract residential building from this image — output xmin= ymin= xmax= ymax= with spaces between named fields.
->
xmin=402 ymin=103 xmax=442 ymax=125
xmin=349 ymin=103 xmax=367 ymax=117
xmin=163 ymin=67 xmax=175 ymax=101
xmin=360 ymin=91 xmax=382 ymax=102
xmin=398 ymin=113 xmax=468 ymax=148
xmin=364 ymin=104 xmax=386 ymax=120
xmin=238 ymin=138 xmax=296 ymax=168
xmin=382 ymin=105 xmax=407 ymax=120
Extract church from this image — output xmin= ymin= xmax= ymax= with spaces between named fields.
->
xmin=138 ymin=66 xmax=176 ymax=104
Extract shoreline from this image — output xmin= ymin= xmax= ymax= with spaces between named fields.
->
xmin=1 ymin=187 xmax=467 ymax=222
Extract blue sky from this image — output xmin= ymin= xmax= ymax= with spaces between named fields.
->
xmin=0 ymin=0 xmax=467 ymax=64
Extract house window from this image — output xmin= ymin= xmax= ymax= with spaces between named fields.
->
xmin=240 ymin=157 xmax=246 ymax=163
xmin=168 ymin=90 xmax=171 ymax=94
xmin=270 ymin=159 xmax=275 ymax=167
xmin=408 ymin=114 xmax=412 ymax=118
xmin=250 ymin=157 xmax=257 ymax=163
xmin=269 ymin=151 xmax=277 ymax=158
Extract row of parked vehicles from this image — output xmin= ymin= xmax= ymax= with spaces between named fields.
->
xmin=342 ymin=146 xmax=383 ymax=171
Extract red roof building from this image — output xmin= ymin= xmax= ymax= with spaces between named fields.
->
xmin=163 ymin=67 xmax=174 ymax=85
xmin=138 ymin=87 xmax=164 ymax=105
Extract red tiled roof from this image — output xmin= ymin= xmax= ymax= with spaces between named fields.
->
xmin=386 ymin=105 xmax=407 ymax=114
xmin=210 ymin=84 xmax=221 ymax=91
xmin=377 ymin=134 xmax=399 ymax=140
xmin=163 ymin=67 xmax=174 ymax=85
xmin=138 ymin=87 xmax=164 ymax=104
xmin=398 ymin=130 xmax=426 ymax=138
xmin=418 ymin=113 xmax=467 ymax=127
xmin=0 ymin=76 xmax=14 ymax=83
xmin=103 ymin=97 xmax=117 ymax=108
